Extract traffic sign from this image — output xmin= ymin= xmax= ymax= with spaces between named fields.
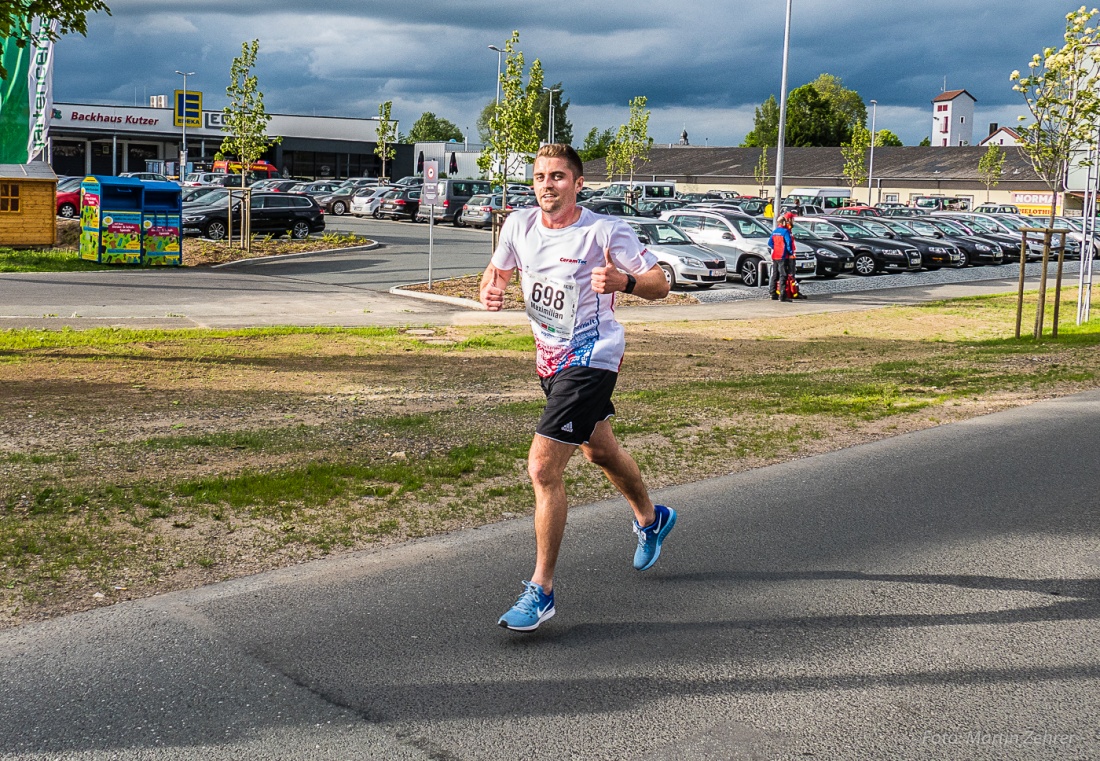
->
xmin=173 ymin=90 xmax=202 ymax=129
xmin=422 ymin=160 xmax=439 ymax=204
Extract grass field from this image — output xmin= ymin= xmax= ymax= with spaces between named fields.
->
xmin=1 ymin=290 xmax=1098 ymax=627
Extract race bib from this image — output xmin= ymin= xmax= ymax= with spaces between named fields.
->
xmin=523 ymin=269 xmax=578 ymax=340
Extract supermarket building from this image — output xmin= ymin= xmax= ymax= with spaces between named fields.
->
xmin=49 ymin=102 xmax=414 ymax=179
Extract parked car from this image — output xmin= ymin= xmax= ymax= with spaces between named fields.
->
xmin=351 ymin=185 xmax=396 ymax=218
xmin=181 ymin=191 xmax=325 ymax=240
xmin=904 ymin=217 xmax=1004 ymax=266
xmin=119 ymin=172 xmax=169 ymax=182
xmin=878 ymin=207 xmax=925 ymax=218
xmin=931 ymin=214 xmax=1028 ymax=259
xmin=183 ymin=188 xmax=231 ymax=208
xmin=181 ymin=172 xmax=222 ymax=187
xmin=972 ymin=203 xmax=1020 ymax=214
xmin=858 ymin=217 xmax=964 ymax=269
xmin=417 ymin=179 xmax=493 ymax=225
xmin=578 ymin=199 xmax=639 ymax=217
xmin=55 ymin=176 xmax=82 ymax=218
xmin=287 ymin=180 xmax=343 ymax=196
xmin=392 ymin=176 xmax=422 ymax=187
xmin=790 ymin=222 xmax=858 ymax=278
xmin=180 ymin=185 xmax=223 ymax=204
xmin=625 ymin=219 xmax=727 ymax=290
xmin=834 ymin=205 xmax=882 ymax=217
xmin=661 ymin=208 xmax=815 ymax=285
xmin=635 ymin=199 xmax=687 ymax=218
xmin=378 ymin=186 xmax=421 ymax=221
xmin=314 ymin=185 xmax=359 ymax=216
xmin=799 ymin=216 xmax=922 ymax=275
xmin=938 ymin=212 xmax=1047 ymax=259
xmin=459 ymin=194 xmax=518 ymax=229
xmin=250 ymin=179 xmax=301 ymax=193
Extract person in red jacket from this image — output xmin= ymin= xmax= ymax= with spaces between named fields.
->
xmin=768 ymin=212 xmax=796 ymax=301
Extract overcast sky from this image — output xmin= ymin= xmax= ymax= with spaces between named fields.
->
xmin=54 ymin=1 xmax=1070 ymax=147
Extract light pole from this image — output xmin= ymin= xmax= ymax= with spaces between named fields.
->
xmin=772 ymin=0 xmax=793 ymax=218
xmin=487 ymin=44 xmax=507 ymax=230
xmin=174 ymin=70 xmax=195 ymax=180
xmin=867 ymin=99 xmax=877 ymax=205
xmin=543 ymin=87 xmax=560 ymax=143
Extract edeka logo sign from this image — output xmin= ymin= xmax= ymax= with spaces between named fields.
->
xmin=205 ymin=112 xmax=226 ymax=129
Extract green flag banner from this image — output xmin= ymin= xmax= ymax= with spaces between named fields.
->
xmin=0 ymin=18 xmax=57 ymax=164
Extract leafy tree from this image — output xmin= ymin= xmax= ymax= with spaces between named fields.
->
xmin=608 ymin=95 xmax=653 ymax=189
xmin=918 ymin=136 xmax=931 ymax=146
xmin=477 ymin=30 xmax=544 ymax=192
xmin=785 ymin=84 xmax=842 ymax=146
xmin=811 ymin=73 xmax=866 ymax=141
xmin=475 ymin=101 xmax=495 ymax=143
xmin=875 ymin=129 xmax=903 ymax=147
xmin=741 ymin=95 xmax=779 ymax=147
xmin=407 ymin=111 xmax=463 ymax=143
xmin=753 ymin=146 xmax=770 ymax=195
xmin=375 ymin=100 xmax=398 ymax=181
xmin=0 ymin=0 xmax=110 ymax=80
xmin=533 ymin=82 xmax=572 ymax=145
xmin=977 ymin=143 xmax=1005 ymax=201
xmin=841 ymin=124 xmax=871 ymax=199
xmin=219 ymin=39 xmax=281 ymax=188
xmin=577 ymin=126 xmax=615 ymax=162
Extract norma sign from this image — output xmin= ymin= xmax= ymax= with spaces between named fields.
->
xmin=422 ymin=160 xmax=439 ymax=204
xmin=173 ymin=90 xmax=202 ymax=129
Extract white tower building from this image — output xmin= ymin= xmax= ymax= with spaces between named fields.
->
xmin=930 ymin=89 xmax=976 ymax=147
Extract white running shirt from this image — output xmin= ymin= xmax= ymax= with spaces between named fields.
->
xmin=492 ymin=206 xmax=658 ymax=378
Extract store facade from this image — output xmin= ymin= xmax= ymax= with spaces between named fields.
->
xmin=49 ymin=102 xmax=413 ymax=180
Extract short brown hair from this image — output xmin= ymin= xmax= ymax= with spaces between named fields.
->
xmin=535 ymin=143 xmax=583 ymax=180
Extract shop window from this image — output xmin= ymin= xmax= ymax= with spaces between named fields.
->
xmin=0 ymin=183 xmax=20 ymax=213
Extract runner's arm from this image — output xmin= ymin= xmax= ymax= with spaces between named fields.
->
xmin=479 ymin=263 xmax=514 ymax=311
xmin=592 ymin=248 xmax=669 ymax=300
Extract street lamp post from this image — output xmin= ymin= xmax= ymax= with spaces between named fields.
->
xmin=487 ymin=44 xmax=507 ymax=234
xmin=174 ymin=70 xmax=195 ymax=180
xmin=772 ymin=0 xmax=793 ymax=218
xmin=867 ymin=99 xmax=877 ymax=205
xmin=543 ymin=87 xmax=560 ymax=143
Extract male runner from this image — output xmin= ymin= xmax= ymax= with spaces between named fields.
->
xmin=479 ymin=143 xmax=676 ymax=632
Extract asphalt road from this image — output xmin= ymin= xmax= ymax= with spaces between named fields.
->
xmin=2 ymin=391 xmax=1098 ymax=760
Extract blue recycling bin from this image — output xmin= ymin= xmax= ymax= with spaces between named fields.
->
xmin=79 ymin=176 xmax=144 ymax=264
xmin=141 ymin=181 xmax=183 ymax=266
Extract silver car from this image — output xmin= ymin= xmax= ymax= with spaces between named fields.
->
xmin=350 ymin=185 xmax=395 ymax=218
xmin=625 ymin=219 xmax=727 ymax=290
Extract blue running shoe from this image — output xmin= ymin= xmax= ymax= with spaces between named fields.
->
xmin=633 ymin=504 xmax=676 ymax=571
xmin=498 ymin=581 xmax=555 ymax=631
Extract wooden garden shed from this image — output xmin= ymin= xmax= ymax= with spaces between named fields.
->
xmin=0 ymin=162 xmax=57 ymax=247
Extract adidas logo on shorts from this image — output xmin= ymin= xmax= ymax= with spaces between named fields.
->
xmin=561 ymin=422 xmax=574 ymax=433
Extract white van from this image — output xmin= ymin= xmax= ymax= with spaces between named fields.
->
xmin=784 ymin=187 xmax=851 ymax=210
xmin=602 ymin=181 xmax=677 ymax=202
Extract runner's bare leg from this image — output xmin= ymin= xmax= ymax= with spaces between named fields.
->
xmin=528 ymin=435 xmax=577 ymax=591
xmin=581 ymin=420 xmax=656 ymax=527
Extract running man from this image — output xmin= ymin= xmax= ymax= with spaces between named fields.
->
xmin=479 ymin=143 xmax=676 ymax=632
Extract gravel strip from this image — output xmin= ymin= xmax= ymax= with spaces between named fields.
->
xmin=692 ymin=259 xmax=1088 ymax=303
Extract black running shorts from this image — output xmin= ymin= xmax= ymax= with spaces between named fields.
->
xmin=536 ymin=367 xmax=618 ymax=445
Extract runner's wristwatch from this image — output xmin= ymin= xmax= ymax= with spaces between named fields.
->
xmin=624 ymin=274 xmax=637 ymax=294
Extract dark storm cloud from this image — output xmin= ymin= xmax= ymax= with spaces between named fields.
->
xmin=54 ymin=1 xmax=1073 ymax=145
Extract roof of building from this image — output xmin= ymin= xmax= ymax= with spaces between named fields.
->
xmin=0 ymin=162 xmax=58 ymax=181
xmin=932 ymin=89 xmax=977 ymax=103
xmin=584 ymin=146 xmax=1039 ymax=185
xmin=979 ymin=126 xmax=1022 ymax=144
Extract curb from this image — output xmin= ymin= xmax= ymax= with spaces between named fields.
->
xmin=389 ymin=284 xmax=487 ymax=310
xmin=210 ymin=242 xmax=381 ymax=268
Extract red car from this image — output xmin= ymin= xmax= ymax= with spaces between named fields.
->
xmin=55 ymin=176 xmax=82 ymax=218
xmin=833 ymin=205 xmax=881 ymax=217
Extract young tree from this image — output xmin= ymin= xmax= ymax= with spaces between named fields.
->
xmin=477 ymin=30 xmax=544 ymax=192
xmin=977 ymin=142 xmax=1006 ymax=201
xmin=375 ymin=100 xmax=398 ymax=181
xmin=219 ymin=39 xmax=281 ymax=187
xmin=577 ymin=126 xmax=615 ymax=162
xmin=841 ymin=124 xmax=871 ymax=200
xmin=754 ymin=146 xmax=770 ymax=195
xmin=1010 ymin=6 xmax=1100 ymax=336
xmin=609 ymin=95 xmax=653 ymax=194
xmin=407 ymin=111 xmax=463 ymax=143
xmin=875 ymin=129 xmax=903 ymax=147
xmin=0 ymin=0 xmax=110 ymax=79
